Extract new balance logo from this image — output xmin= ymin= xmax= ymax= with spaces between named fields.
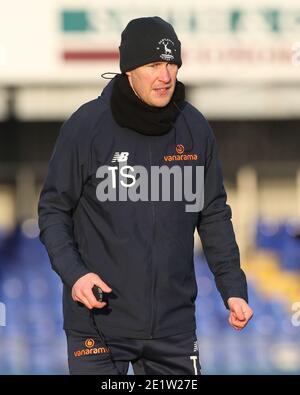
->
xmin=193 ymin=340 xmax=198 ymax=352
xmin=112 ymin=152 xmax=129 ymax=162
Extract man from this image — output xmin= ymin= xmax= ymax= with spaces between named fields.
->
xmin=38 ymin=16 xmax=253 ymax=375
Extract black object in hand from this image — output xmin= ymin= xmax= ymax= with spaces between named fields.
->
xmin=92 ymin=285 xmax=107 ymax=303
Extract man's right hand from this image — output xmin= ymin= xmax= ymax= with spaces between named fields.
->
xmin=71 ymin=273 xmax=112 ymax=310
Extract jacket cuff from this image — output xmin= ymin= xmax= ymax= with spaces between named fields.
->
xmin=221 ymin=289 xmax=249 ymax=310
xmin=50 ymin=248 xmax=90 ymax=289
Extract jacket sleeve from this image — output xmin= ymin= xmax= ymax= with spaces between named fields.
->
xmin=197 ymin=121 xmax=248 ymax=309
xmin=38 ymin=117 xmax=90 ymax=288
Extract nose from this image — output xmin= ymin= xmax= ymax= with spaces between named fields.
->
xmin=158 ymin=65 xmax=171 ymax=83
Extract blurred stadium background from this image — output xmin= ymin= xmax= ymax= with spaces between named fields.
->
xmin=0 ymin=0 xmax=300 ymax=374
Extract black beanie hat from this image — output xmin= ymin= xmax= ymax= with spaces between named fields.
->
xmin=119 ymin=16 xmax=182 ymax=73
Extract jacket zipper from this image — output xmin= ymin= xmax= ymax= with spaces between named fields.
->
xmin=148 ymin=141 xmax=156 ymax=339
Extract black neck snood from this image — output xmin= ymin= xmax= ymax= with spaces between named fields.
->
xmin=110 ymin=74 xmax=186 ymax=136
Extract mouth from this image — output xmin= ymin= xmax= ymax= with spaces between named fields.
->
xmin=153 ymin=86 xmax=171 ymax=96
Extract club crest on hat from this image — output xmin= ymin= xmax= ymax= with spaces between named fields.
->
xmin=157 ymin=38 xmax=176 ymax=61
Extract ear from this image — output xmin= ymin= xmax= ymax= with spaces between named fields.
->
xmin=126 ymin=71 xmax=131 ymax=77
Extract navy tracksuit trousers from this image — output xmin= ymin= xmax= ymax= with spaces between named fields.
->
xmin=65 ymin=328 xmax=201 ymax=375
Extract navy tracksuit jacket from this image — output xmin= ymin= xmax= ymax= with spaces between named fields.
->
xmin=38 ymin=77 xmax=248 ymax=339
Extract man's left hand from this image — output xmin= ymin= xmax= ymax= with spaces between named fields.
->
xmin=227 ymin=297 xmax=253 ymax=330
